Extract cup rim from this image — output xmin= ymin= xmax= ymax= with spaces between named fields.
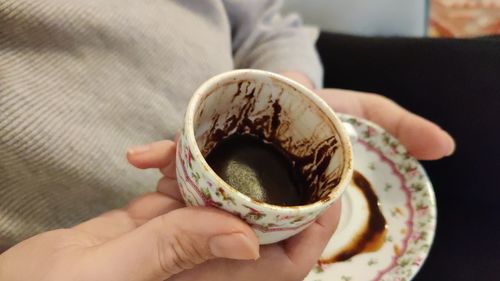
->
xmin=184 ymin=69 xmax=353 ymax=212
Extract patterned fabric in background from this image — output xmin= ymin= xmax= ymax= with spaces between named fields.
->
xmin=430 ymin=0 xmax=500 ymax=37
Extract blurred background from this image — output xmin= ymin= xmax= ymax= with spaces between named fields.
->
xmin=283 ymin=0 xmax=500 ymax=37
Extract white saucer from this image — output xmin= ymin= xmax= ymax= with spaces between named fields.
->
xmin=305 ymin=115 xmax=437 ymax=281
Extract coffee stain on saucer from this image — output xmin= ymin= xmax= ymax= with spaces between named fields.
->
xmin=319 ymin=170 xmax=387 ymax=264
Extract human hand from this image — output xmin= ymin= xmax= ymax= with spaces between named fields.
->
xmin=279 ymin=72 xmax=455 ymax=160
xmin=314 ymin=88 xmax=455 ymax=160
xmin=0 ymin=140 xmax=340 ymax=281
xmin=0 ymin=141 xmax=261 ymax=281
xmin=127 ymin=140 xmax=342 ymax=281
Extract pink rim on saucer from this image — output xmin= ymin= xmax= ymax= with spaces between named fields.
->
xmin=305 ymin=114 xmax=437 ymax=281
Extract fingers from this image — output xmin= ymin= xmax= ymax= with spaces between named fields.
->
xmin=127 ymin=140 xmax=176 ymax=169
xmin=317 ymin=89 xmax=455 ymax=160
xmin=125 ymin=192 xmax=184 ymax=226
xmin=359 ymin=94 xmax=455 ymax=160
xmin=283 ymin=200 xmax=341 ymax=272
xmin=157 ymin=176 xmax=183 ymax=201
xmin=160 ymin=157 xmax=177 ymax=179
xmin=383 ymin=109 xmax=455 ymax=160
xmin=74 ymin=192 xmax=184 ymax=239
xmin=86 ymin=207 xmax=259 ymax=281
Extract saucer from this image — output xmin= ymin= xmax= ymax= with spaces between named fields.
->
xmin=305 ymin=115 xmax=437 ymax=281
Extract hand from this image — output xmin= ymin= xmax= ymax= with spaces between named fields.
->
xmin=315 ymin=88 xmax=455 ymax=160
xmin=0 ymin=141 xmax=341 ymax=281
xmin=279 ymin=71 xmax=455 ymax=160
xmin=0 ymin=141 xmax=260 ymax=281
xmin=127 ymin=140 xmax=342 ymax=281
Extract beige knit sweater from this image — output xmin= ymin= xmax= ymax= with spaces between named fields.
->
xmin=0 ymin=0 xmax=322 ymax=246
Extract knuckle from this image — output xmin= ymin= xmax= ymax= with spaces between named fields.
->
xmin=156 ymin=218 xmax=208 ymax=276
xmin=279 ymin=260 xmax=310 ymax=281
xmin=371 ymin=93 xmax=396 ymax=106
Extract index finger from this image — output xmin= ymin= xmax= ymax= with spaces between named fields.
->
xmin=317 ymin=89 xmax=455 ymax=160
xmin=127 ymin=140 xmax=176 ymax=169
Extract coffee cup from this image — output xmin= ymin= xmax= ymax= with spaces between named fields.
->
xmin=176 ymin=69 xmax=353 ymax=244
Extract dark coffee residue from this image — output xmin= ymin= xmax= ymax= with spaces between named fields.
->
xmin=319 ymin=171 xmax=387 ymax=264
xmin=206 ymin=134 xmax=308 ymax=206
xmin=200 ymin=81 xmax=341 ymax=204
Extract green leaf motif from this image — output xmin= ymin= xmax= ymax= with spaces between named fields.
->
xmin=382 ymin=134 xmax=391 ymax=145
xmin=420 ymin=231 xmax=428 ymax=241
xmin=192 ymin=172 xmax=201 ymax=184
xmin=186 ymin=197 xmax=195 ymax=207
xmin=346 ymin=118 xmax=359 ymax=126
xmin=215 ymin=188 xmax=236 ymax=205
xmin=313 ymin=265 xmax=324 ymax=273
xmin=291 ymin=216 xmax=304 ymax=224
xmin=368 ymin=140 xmax=376 ymax=148
xmin=399 ymin=258 xmax=410 ymax=267
xmin=201 ymin=188 xmax=211 ymax=199
xmin=368 ymin=162 xmax=376 ymax=170
xmin=411 ymin=183 xmax=425 ymax=192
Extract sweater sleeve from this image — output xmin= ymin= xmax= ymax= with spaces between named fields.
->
xmin=223 ymin=0 xmax=323 ymax=88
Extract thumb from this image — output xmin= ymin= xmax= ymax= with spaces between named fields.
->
xmin=85 ymin=207 xmax=259 ymax=281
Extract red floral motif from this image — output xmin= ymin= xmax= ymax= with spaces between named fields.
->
xmin=243 ymin=205 xmax=266 ymax=221
xmin=179 ymin=145 xmax=215 ymax=207
xmin=411 ymin=231 xmax=423 ymax=242
xmin=275 ymin=214 xmax=293 ymax=221
xmin=406 ymin=166 xmax=418 ymax=179
xmin=412 ymin=256 xmax=424 ymax=266
xmin=249 ymin=219 xmax=315 ymax=233
xmin=215 ymin=187 xmax=236 ymax=205
xmin=389 ymin=145 xmax=399 ymax=156
xmin=366 ymin=126 xmax=377 ymax=137
xmin=416 ymin=204 xmax=429 ymax=217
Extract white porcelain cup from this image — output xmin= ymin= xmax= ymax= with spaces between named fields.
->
xmin=176 ymin=69 xmax=353 ymax=244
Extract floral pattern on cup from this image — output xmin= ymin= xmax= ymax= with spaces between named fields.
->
xmin=176 ymin=70 xmax=353 ymax=245
xmin=176 ymin=134 xmax=320 ymax=235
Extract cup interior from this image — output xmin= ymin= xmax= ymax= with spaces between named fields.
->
xmin=189 ymin=71 xmax=350 ymax=206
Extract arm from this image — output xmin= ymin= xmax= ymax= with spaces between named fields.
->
xmin=224 ymin=0 xmax=322 ymax=89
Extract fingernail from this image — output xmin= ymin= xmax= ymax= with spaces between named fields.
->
xmin=209 ymin=233 xmax=259 ymax=260
xmin=444 ymin=131 xmax=456 ymax=156
xmin=446 ymin=143 xmax=456 ymax=156
xmin=127 ymin=144 xmax=151 ymax=155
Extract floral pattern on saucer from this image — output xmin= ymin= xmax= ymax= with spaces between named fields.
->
xmin=305 ymin=115 xmax=437 ymax=281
